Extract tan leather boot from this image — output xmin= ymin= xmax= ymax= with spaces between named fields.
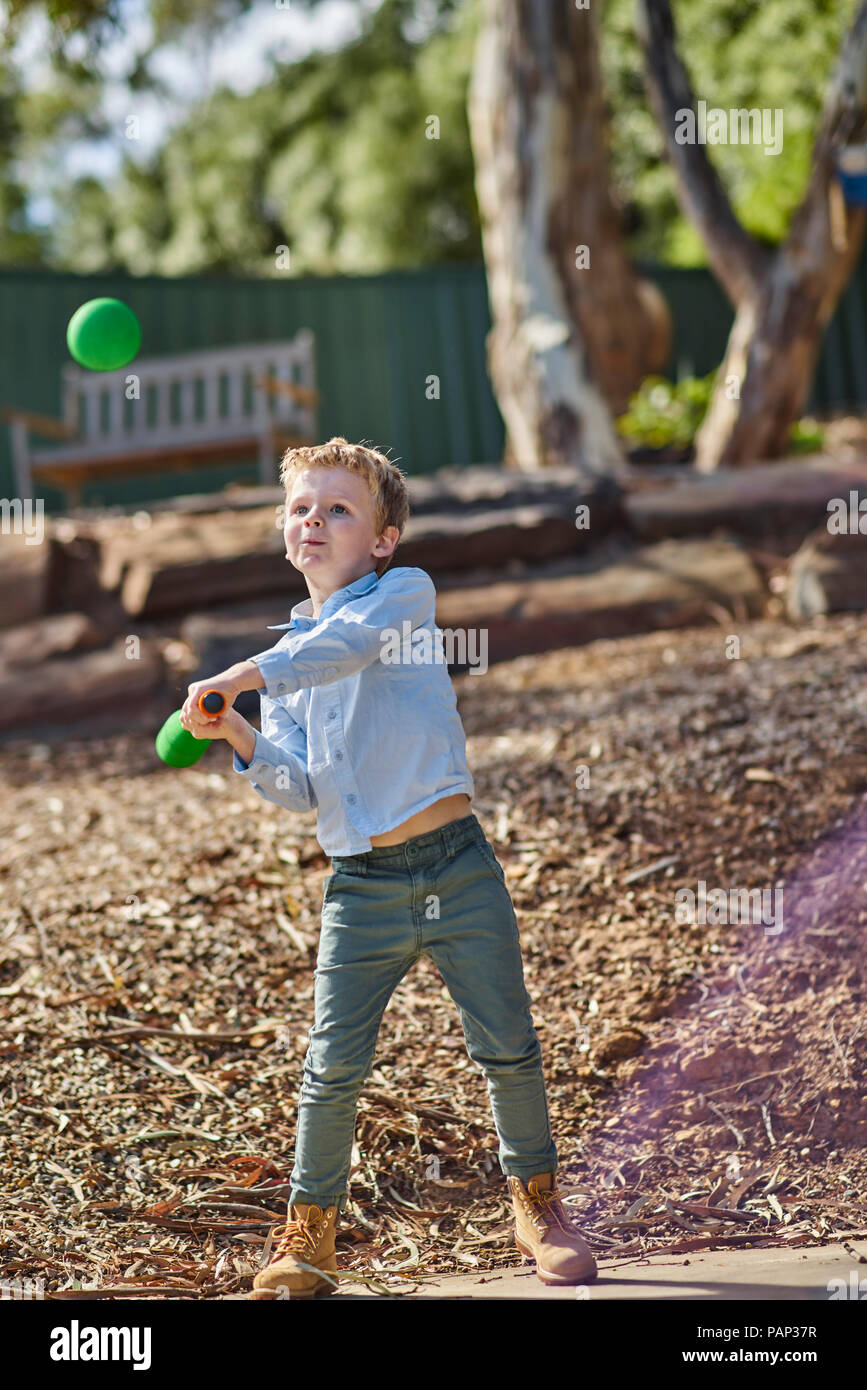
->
xmin=509 ymin=1173 xmax=597 ymax=1285
xmin=252 ymin=1202 xmax=339 ymax=1299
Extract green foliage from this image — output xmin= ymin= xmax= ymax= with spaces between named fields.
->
xmin=0 ymin=54 xmax=50 ymax=263
xmin=600 ymin=0 xmax=859 ymax=266
xmin=0 ymin=0 xmax=861 ymax=277
xmin=616 ymin=372 xmax=827 ymax=452
xmin=10 ymin=0 xmax=482 ymax=276
xmin=616 ymin=371 xmax=716 ymax=449
xmin=787 ymin=416 xmax=825 ymax=453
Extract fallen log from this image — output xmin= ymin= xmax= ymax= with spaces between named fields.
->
xmin=0 ymin=612 xmax=107 ymax=668
xmin=434 ymin=538 xmax=766 ymax=666
xmin=100 ymin=499 xmax=615 ymax=620
xmin=0 ymin=531 xmax=51 ymax=629
xmin=0 ymin=639 xmax=165 ymax=735
xmin=65 ymin=461 xmax=618 ymax=522
xmin=785 ymin=527 xmax=867 ymax=619
xmin=625 ymin=459 xmax=867 ymax=544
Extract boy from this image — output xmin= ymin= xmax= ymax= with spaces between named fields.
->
xmin=179 ymin=437 xmax=596 ymax=1297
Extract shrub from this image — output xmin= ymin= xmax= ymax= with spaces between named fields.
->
xmin=616 ymin=371 xmax=826 ymax=454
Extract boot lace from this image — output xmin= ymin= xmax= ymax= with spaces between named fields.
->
xmin=522 ymin=1180 xmax=577 ymax=1237
xmin=269 ymin=1208 xmax=329 ymax=1261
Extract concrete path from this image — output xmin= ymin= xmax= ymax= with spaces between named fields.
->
xmin=327 ymin=1240 xmax=866 ymax=1300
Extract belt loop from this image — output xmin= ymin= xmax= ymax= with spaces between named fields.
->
xmin=446 ymin=811 xmax=473 ymax=860
xmin=445 ymin=818 xmax=458 ymax=858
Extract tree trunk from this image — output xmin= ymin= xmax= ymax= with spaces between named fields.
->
xmin=694 ymin=181 xmax=867 ymax=471
xmin=467 ymin=0 xmax=671 ymax=481
xmin=638 ymin=0 xmax=867 ymax=472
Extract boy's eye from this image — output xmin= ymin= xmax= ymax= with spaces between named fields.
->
xmin=293 ymin=504 xmax=347 ymax=515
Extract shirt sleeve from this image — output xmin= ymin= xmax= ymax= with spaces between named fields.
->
xmin=248 ymin=568 xmax=437 ymax=698
xmin=232 ymin=696 xmax=317 ymax=813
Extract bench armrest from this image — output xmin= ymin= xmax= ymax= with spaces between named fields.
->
xmin=0 ymin=407 xmax=78 ymax=440
xmin=252 ymin=374 xmax=320 ymax=408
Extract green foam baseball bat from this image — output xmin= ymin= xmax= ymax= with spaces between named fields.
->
xmin=155 ymin=690 xmax=227 ymax=767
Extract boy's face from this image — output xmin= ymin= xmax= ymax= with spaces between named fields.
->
xmin=284 ymin=466 xmax=398 ymax=607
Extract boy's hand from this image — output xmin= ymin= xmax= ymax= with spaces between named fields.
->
xmin=181 ymin=668 xmax=246 ymax=730
xmin=179 ymin=704 xmax=235 ymax=741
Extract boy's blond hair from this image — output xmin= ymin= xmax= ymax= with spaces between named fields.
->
xmin=279 ymin=437 xmax=410 ymax=579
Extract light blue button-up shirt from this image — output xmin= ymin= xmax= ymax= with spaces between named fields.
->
xmin=232 ymin=565 xmax=475 ymax=854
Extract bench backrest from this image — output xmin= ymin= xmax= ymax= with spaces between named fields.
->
xmin=60 ymin=332 xmax=316 ymax=448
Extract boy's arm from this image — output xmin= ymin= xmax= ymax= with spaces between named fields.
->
xmin=226 ymin=705 xmax=317 ymax=813
xmin=240 ymin=569 xmax=436 ymax=700
xmin=186 ymin=571 xmax=436 ymax=714
xmin=223 ymin=709 xmax=257 ymax=765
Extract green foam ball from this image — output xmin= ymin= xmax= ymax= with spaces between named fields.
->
xmin=66 ymin=297 xmax=142 ymax=372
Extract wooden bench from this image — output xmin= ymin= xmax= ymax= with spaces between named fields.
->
xmin=2 ymin=331 xmax=319 ymax=509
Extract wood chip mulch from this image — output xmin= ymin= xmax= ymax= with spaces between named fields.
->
xmin=1 ymin=610 xmax=865 ymax=1298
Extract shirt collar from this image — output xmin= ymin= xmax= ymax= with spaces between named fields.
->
xmin=265 ymin=567 xmax=380 ymax=630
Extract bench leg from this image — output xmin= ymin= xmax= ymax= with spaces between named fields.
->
xmin=258 ymin=431 xmax=275 ymax=485
xmin=65 ymin=480 xmax=84 ymax=512
xmin=10 ymin=421 xmax=33 ymax=502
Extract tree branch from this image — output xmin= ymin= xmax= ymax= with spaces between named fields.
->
xmin=780 ymin=0 xmax=867 ymax=321
xmin=635 ymin=0 xmax=773 ymax=307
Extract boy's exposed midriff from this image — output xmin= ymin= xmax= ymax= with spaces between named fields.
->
xmin=368 ymin=793 xmax=472 ymax=847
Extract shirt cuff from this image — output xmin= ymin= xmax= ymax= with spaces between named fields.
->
xmin=232 ymin=730 xmax=269 ymax=776
xmin=232 ymin=729 xmax=288 ymax=779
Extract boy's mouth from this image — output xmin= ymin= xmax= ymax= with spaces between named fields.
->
xmin=302 ymin=539 xmax=326 ymax=546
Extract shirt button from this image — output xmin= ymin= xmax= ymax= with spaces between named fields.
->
xmin=347 ymin=794 xmax=356 ymax=804
xmin=335 ymin=750 xmax=343 ymax=761
xmin=328 ymin=710 xmax=336 ymax=720
xmin=277 ymin=682 xmax=287 ymax=694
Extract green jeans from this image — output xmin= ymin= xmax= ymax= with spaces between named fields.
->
xmin=288 ymin=812 xmax=558 ymax=1213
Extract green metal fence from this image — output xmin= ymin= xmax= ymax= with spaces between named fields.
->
xmin=1 ymin=252 xmax=866 ymax=511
